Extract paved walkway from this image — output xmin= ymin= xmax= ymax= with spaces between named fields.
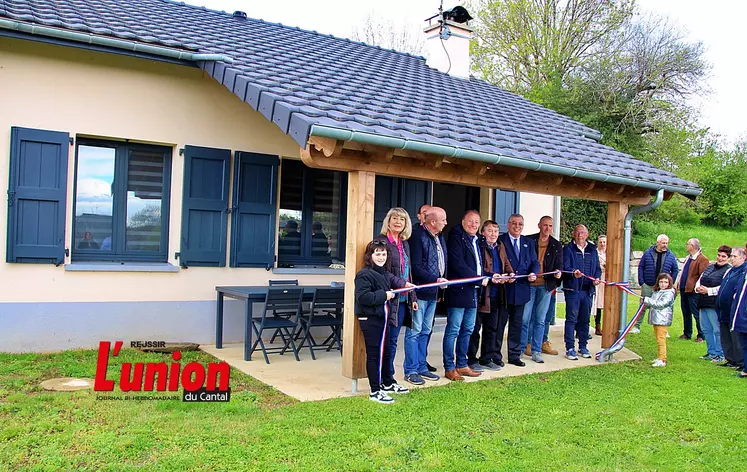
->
xmin=200 ymin=318 xmax=641 ymax=402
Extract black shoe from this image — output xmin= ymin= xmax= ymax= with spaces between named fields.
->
xmin=426 ymin=362 xmax=437 ymax=373
xmin=718 ymin=362 xmax=737 ymax=368
xmin=496 ymin=360 xmax=505 ymax=367
xmin=508 ymin=359 xmax=526 ymax=367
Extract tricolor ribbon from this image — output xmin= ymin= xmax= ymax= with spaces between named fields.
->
xmin=375 ymin=270 xmax=562 ymax=385
xmin=563 ymin=270 xmax=645 ymax=362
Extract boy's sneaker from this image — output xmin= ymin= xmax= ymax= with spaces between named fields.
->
xmin=630 ymin=327 xmax=641 ymax=334
xmin=699 ymin=354 xmax=713 ymax=360
xmin=711 ymin=356 xmax=725 ymax=363
xmin=381 ymin=383 xmax=409 ymax=394
xmin=578 ymin=348 xmax=592 ymax=359
xmin=369 ymin=390 xmax=394 ymax=404
xmin=404 ymin=373 xmax=425 ymax=385
xmin=651 ymin=359 xmax=666 ymax=367
xmin=566 ymin=349 xmax=578 ymax=360
xmin=531 ymin=352 xmax=545 ymax=364
xmin=419 ymin=371 xmax=440 ymax=381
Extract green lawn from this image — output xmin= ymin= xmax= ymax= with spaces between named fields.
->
xmin=2 ymin=304 xmax=745 ymax=471
xmin=633 ymin=220 xmax=746 ymax=260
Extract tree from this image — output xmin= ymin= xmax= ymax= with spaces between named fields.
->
xmin=470 ymin=0 xmax=634 ymax=92
xmin=351 ymin=12 xmax=424 ymax=55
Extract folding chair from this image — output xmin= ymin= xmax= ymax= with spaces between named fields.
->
xmin=267 ymin=280 xmax=301 ymax=342
xmin=247 ymin=287 xmax=304 ymax=364
xmin=297 ymin=288 xmax=344 ymax=359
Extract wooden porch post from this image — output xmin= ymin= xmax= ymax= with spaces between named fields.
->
xmin=602 ymin=201 xmax=628 ymax=348
xmin=342 ymin=170 xmax=376 ymax=382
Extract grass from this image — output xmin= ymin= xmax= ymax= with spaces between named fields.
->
xmin=2 ymin=304 xmax=746 ymax=471
xmin=633 ymin=220 xmax=746 ymax=260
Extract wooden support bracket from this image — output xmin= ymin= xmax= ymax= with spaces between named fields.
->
xmin=308 ymin=136 xmax=343 ymax=158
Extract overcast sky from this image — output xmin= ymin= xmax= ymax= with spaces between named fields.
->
xmin=183 ymin=0 xmax=746 ymax=144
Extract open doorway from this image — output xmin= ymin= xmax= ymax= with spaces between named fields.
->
xmin=432 ymin=182 xmax=481 ymax=240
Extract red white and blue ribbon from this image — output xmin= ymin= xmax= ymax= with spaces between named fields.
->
xmin=375 ymin=271 xmax=562 ymax=385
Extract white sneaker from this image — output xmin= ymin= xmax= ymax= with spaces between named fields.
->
xmin=369 ymin=391 xmax=394 ymax=404
xmin=381 ymin=382 xmax=410 ymax=394
xmin=666 ymin=331 xmax=671 ymax=338
xmin=651 ymin=359 xmax=666 ymax=367
xmin=630 ymin=327 xmax=641 ymax=334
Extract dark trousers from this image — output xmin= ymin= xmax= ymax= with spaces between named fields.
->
xmin=721 ymin=322 xmax=744 ymax=368
xmin=595 ymin=308 xmax=602 ymax=326
xmin=467 ymin=296 xmax=500 ymax=365
xmin=738 ymin=332 xmax=747 ymax=375
xmin=565 ymin=290 xmax=593 ymax=350
xmin=681 ymin=292 xmax=703 ymax=339
xmin=497 ymin=304 xmax=524 ymax=362
xmin=360 ymin=316 xmax=393 ymax=393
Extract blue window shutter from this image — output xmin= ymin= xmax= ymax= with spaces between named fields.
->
xmin=494 ymin=189 xmax=518 ymax=230
xmin=6 ymin=127 xmax=69 ymax=265
xmin=400 ymin=178 xmax=432 ymax=223
xmin=180 ymin=145 xmax=230 ymax=267
xmin=374 ymin=176 xmax=398 ymax=238
xmin=230 ymin=152 xmax=278 ymax=268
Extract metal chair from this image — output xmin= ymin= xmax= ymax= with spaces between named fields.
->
xmin=267 ymin=279 xmax=301 ymax=342
xmin=247 ymin=287 xmax=304 ymax=364
xmin=296 ymin=288 xmax=344 ymax=359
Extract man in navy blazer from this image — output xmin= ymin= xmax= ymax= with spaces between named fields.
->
xmin=497 ymin=214 xmax=540 ymax=366
xmin=562 ymin=224 xmax=602 ymax=360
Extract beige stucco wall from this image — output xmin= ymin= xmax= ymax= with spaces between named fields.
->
xmin=0 ymin=37 xmax=340 ymax=304
xmin=519 ymin=192 xmax=557 ymax=234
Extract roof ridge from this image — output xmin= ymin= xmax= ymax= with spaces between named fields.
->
xmin=155 ymin=0 xmax=427 ymax=61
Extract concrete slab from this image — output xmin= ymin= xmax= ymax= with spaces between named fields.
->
xmin=200 ymin=318 xmax=641 ymax=402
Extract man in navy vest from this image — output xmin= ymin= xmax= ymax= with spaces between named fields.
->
xmin=497 ymin=214 xmax=540 ymax=367
xmin=635 ymin=234 xmax=679 ymax=333
xmin=562 ymin=224 xmax=601 ymax=360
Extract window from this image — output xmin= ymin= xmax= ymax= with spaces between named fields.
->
xmin=73 ymin=139 xmax=172 ymax=262
xmin=278 ymin=160 xmax=346 ymax=267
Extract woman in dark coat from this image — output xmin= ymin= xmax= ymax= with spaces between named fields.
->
xmin=376 ymin=207 xmax=418 ymax=381
xmin=355 ymin=240 xmax=411 ymax=403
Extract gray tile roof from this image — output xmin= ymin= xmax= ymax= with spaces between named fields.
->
xmin=0 ymin=0 xmax=700 ymax=195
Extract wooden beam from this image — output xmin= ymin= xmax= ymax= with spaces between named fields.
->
xmin=342 ymin=170 xmax=376 ymax=380
xmin=515 ymin=169 xmax=529 ymax=182
xmin=309 ymin=136 xmax=343 ymax=157
xmin=552 ymin=175 xmax=564 ymax=186
xmin=615 ymin=184 xmax=626 ymax=195
xmin=301 ymin=146 xmax=653 ymax=205
xmin=602 ymin=201 xmax=628 ymax=348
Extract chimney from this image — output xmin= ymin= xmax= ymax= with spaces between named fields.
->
xmin=423 ymin=6 xmax=474 ymax=78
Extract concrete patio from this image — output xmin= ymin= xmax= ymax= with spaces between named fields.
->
xmin=200 ymin=316 xmax=642 ymax=402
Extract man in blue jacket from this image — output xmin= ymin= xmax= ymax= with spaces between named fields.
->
xmin=443 ymin=210 xmax=495 ymax=381
xmin=716 ymin=247 xmax=746 ymax=370
xmin=635 ymin=234 xmax=679 ymax=333
xmin=562 ymin=224 xmax=601 ymax=360
xmin=405 ymin=206 xmax=448 ymax=384
xmin=497 ymin=214 xmax=540 ymax=367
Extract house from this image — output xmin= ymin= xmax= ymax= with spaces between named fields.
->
xmin=0 ymin=0 xmax=699 ymax=379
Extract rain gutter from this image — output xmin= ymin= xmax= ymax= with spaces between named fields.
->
xmin=620 ymin=189 xmax=664 ymax=330
xmin=309 ymin=126 xmax=702 ymax=197
xmin=0 ymin=19 xmax=234 ymax=63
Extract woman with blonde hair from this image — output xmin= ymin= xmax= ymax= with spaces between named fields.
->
xmin=377 ymin=207 xmax=418 ymax=384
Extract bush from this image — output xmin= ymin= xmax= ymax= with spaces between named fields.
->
xmin=560 ymin=198 xmax=608 ymax=243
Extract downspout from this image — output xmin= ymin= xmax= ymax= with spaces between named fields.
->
xmin=620 ymin=189 xmax=664 ymax=330
xmin=0 ymin=19 xmax=234 ymax=63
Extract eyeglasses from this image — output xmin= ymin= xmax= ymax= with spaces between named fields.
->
xmin=372 ymin=239 xmax=387 ymax=246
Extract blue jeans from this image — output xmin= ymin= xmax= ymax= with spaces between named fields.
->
xmin=699 ymin=307 xmax=723 ymax=357
xmin=443 ymin=292 xmax=478 ymax=371
xmin=388 ymin=303 xmax=406 ymax=377
xmin=404 ymin=298 xmax=437 ymax=375
xmin=564 ymin=290 xmax=593 ymax=351
xmin=543 ymin=292 xmax=557 ymax=342
xmin=523 ymin=285 xmax=553 ymax=354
